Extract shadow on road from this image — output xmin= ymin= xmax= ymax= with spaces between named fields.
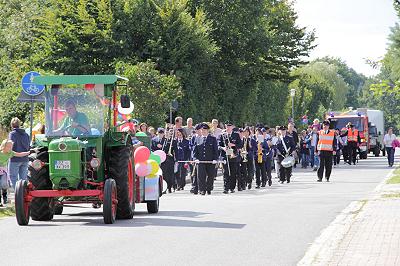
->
xmin=48 ymin=210 xmax=246 ymax=229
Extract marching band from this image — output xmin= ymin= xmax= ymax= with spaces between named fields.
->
xmin=148 ymin=119 xmax=304 ymax=195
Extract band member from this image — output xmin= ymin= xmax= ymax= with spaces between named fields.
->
xmin=151 ymin=128 xmax=165 ymax=151
xmin=316 ymin=120 xmax=337 ymax=182
xmin=190 ymin=124 xmax=203 ymax=194
xmin=276 ymin=125 xmax=296 ymax=184
xmin=174 ymin=129 xmax=191 ymax=190
xmin=194 ymin=123 xmax=219 ymax=195
xmin=264 ymin=132 xmax=273 ymax=187
xmin=239 ymin=127 xmax=256 ymax=190
xmin=161 ymin=127 xmax=176 ymax=193
xmin=219 ymin=121 xmax=242 ymax=194
xmin=254 ymin=129 xmax=270 ymax=188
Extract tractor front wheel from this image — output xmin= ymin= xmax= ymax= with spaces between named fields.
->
xmin=15 ymin=180 xmax=30 ymax=226
xmin=103 ymin=179 xmax=117 ymax=224
xmin=29 ymin=150 xmax=53 ymax=221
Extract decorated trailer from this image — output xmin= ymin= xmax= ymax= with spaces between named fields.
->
xmin=15 ymin=75 xmax=162 ymax=225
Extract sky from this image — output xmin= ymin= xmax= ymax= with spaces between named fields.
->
xmin=294 ymin=0 xmax=398 ymax=76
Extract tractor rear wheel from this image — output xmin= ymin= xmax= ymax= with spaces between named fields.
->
xmin=108 ymin=143 xmax=134 ymax=219
xmin=29 ymin=150 xmax=54 ymax=221
xmin=103 ymin=179 xmax=117 ymax=224
xmin=15 ymin=180 xmax=30 ymax=226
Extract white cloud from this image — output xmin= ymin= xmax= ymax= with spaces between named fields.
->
xmin=294 ymin=0 xmax=398 ymax=76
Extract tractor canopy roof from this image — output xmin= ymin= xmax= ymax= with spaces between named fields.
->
xmin=33 ymin=75 xmax=128 ymax=85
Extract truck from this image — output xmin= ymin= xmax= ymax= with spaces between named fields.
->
xmin=15 ymin=75 xmax=163 ymax=226
xmin=327 ymin=109 xmax=370 ymax=159
xmin=366 ymin=110 xmax=385 ymax=156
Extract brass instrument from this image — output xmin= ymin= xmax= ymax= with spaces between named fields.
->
xmin=257 ymin=141 xmax=263 ymax=163
xmin=241 ymin=137 xmax=248 ymax=162
xmin=222 ymin=131 xmax=236 ymax=159
xmin=167 ymin=127 xmax=175 ymax=157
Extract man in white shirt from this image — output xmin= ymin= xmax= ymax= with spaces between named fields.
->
xmin=383 ymin=127 xmax=396 ymax=167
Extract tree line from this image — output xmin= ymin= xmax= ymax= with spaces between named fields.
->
xmin=0 ymin=0 xmax=395 ymax=130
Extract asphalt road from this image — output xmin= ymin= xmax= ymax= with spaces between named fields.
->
xmin=0 ymin=155 xmax=394 ymax=266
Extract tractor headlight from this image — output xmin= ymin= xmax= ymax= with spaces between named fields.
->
xmin=58 ymin=142 xmax=67 ymax=151
xmin=90 ymin=158 xmax=100 ymax=169
xmin=31 ymin=159 xmax=44 ymax=171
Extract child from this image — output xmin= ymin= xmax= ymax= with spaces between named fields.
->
xmin=0 ymin=139 xmax=30 ymax=206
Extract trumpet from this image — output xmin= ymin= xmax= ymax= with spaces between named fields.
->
xmin=241 ymin=137 xmax=248 ymax=163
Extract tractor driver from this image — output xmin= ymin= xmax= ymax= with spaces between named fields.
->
xmin=54 ymin=99 xmax=90 ymax=136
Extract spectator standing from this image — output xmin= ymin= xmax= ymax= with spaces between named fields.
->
xmin=309 ymin=127 xmax=319 ymax=171
xmin=8 ymin=117 xmax=30 ymax=188
xmin=299 ymin=130 xmax=310 ymax=168
xmin=183 ymin=117 xmax=194 ymax=139
xmin=0 ymin=139 xmax=30 ymax=206
xmin=384 ymin=127 xmax=396 ymax=167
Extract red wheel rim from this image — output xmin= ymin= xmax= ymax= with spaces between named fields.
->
xmin=112 ymin=184 xmax=117 ymax=218
xmin=23 ymin=183 xmax=29 ymax=220
xmin=128 ymin=159 xmax=134 ymax=204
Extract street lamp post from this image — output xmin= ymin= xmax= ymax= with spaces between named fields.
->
xmin=290 ymin=88 xmax=296 ymax=121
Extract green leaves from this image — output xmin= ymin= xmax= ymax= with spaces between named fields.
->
xmin=116 ymin=60 xmax=182 ymax=126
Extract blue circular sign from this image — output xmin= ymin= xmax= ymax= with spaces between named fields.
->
xmin=21 ymin=71 xmax=45 ymax=96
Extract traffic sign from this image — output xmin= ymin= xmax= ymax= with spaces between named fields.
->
xmin=21 ymin=71 xmax=45 ymax=96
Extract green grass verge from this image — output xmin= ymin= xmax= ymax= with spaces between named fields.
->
xmin=382 ymin=193 xmax=400 ymax=198
xmin=387 ymin=168 xmax=400 ymax=184
xmin=0 ymin=205 xmax=15 ymax=218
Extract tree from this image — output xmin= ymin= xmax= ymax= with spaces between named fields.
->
xmin=32 ymin=0 xmax=115 ymax=74
xmin=116 ymin=60 xmax=182 ymax=126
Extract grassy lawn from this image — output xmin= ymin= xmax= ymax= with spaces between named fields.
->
xmin=0 ymin=206 xmax=15 ymax=218
xmin=387 ymin=168 xmax=400 ymax=184
xmin=382 ymin=193 xmax=400 ymax=198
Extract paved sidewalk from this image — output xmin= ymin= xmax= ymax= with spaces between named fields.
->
xmin=299 ymin=170 xmax=400 ymax=266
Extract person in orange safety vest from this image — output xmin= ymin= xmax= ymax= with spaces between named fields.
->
xmin=346 ymin=122 xmax=360 ymax=165
xmin=316 ymin=120 xmax=337 ymax=182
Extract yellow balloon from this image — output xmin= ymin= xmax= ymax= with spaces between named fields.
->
xmin=147 ymin=159 xmax=160 ymax=176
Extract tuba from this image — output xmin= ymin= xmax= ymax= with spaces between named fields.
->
xmin=222 ymin=131 xmax=236 ymax=159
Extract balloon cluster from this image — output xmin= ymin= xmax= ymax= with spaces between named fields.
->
xmin=134 ymin=146 xmax=166 ymax=178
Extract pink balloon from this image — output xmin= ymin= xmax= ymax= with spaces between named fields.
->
xmin=134 ymin=146 xmax=150 ymax=164
xmin=153 ymin=150 xmax=166 ymax=163
xmin=135 ymin=163 xmax=149 ymax=177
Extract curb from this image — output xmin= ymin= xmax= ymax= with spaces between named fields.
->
xmin=297 ymin=166 xmax=397 ymax=266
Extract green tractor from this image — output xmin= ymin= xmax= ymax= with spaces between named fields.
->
xmin=15 ymin=75 xmax=163 ymax=225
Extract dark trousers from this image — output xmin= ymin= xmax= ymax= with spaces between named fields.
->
xmin=198 ymin=163 xmax=216 ymax=192
xmin=318 ymin=151 xmax=333 ymax=180
xmin=175 ymin=163 xmax=187 ymax=189
xmin=0 ymin=189 xmax=7 ymax=204
xmin=348 ymin=142 xmax=358 ymax=164
xmin=342 ymin=146 xmax=349 ymax=162
xmin=386 ymin=147 xmax=395 ymax=166
xmin=223 ymin=160 xmax=239 ymax=191
xmin=255 ymin=161 xmax=266 ymax=186
xmin=333 ymin=150 xmax=341 ymax=165
xmin=265 ymin=158 xmax=272 ymax=183
xmin=191 ymin=164 xmax=198 ymax=192
xmin=240 ymin=159 xmax=254 ymax=186
xmin=161 ymin=156 xmax=175 ymax=189
xmin=279 ymin=165 xmax=292 ymax=182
